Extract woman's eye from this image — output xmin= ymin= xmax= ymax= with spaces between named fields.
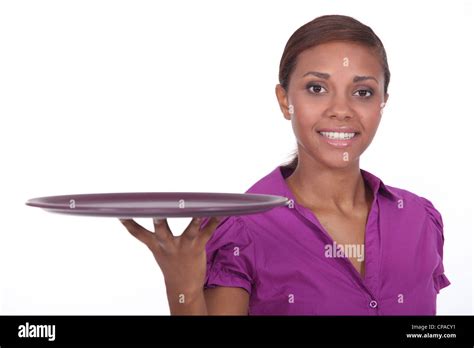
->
xmin=353 ymin=89 xmax=373 ymax=98
xmin=308 ymin=84 xmax=327 ymax=94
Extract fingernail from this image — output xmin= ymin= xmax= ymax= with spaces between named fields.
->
xmin=153 ymin=218 xmax=164 ymax=224
xmin=119 ymin=219 xmax=127 ymax=223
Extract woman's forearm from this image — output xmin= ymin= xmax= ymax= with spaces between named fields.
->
xmin=166 ymin=287 xmax=208 ymax=315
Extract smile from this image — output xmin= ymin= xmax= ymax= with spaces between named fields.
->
xmin=318 ymin=131 xmax=356 ymax=140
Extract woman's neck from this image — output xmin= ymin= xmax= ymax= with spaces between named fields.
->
xmin=285 ymin=159 xmax=370 ymax=213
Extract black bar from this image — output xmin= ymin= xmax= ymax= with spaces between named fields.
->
xmin=0 ymin=315 xmax=472 ymax=346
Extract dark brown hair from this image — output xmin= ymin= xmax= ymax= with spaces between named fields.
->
xmin=279 ymin=14 xmax=390 ymax=169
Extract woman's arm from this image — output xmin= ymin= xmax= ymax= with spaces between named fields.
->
xmin=204 ymin=287 xmax=250 ymax=315
xmin=166 ymin=286 xmax=209 ymax=315
xmin=166 ymin=286 xmax=249 ymax=315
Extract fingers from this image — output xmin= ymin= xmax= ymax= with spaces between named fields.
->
xmin=181 ymin=217 xmax=204 ymax=240
xmin=181 ymin=216 xmax=224 ymax=242
xmin=119 ymin=219 xmax=154 ymax=246
xmin=121 ymin=216 xmax=224 ymax=246
xmin=153 ymin=218 xmax=174 ymax=241
xmin=200 ymin=216 xmax=225 ymax=243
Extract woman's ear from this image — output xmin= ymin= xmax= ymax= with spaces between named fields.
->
xmin=380 ymin=93 xmax=389 ymax=116
xmin=275 ymin=84 xmax=292 ymax=120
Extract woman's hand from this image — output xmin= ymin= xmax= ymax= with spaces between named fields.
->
xmin=119 ymin=216 xmax=223 ymax=300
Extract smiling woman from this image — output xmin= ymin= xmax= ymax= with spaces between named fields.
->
xmin=121 ymin=14 xmax=451 ymax=316
xmin=201 ymin=14 xmax=450 ymax=315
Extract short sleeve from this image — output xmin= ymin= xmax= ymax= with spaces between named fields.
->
xmin=201 ymin=216 xmax=255 ymax=295
xmin=420 ymin=197 xmax=451 ymax=293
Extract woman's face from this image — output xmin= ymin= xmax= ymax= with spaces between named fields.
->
xmin=276 ymin=41 xmax=388 ymax=169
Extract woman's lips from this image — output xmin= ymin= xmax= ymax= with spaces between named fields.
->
xmin=317 ymin=131 xmax=360 ymax=148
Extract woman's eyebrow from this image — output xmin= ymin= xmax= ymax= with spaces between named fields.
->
xmin=353 ymin=75 xmax=379 ymax=84
xmin=302 ymin=71 xmax=330 ymax=79
xmin=302 ymin=71 xmax=379 ymax=84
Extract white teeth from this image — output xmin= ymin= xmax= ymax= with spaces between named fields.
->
xmin=319 ymin=131 xmax=356 ymax=140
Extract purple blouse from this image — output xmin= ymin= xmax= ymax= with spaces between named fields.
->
xmin=202 ymin=165 xmax=450 ymax=315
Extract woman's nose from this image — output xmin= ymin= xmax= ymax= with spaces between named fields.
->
xmin=327 ymin=96 xmax=353 ymax=120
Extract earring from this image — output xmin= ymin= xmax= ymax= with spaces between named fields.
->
xmin=288 ymin=104 xmax=294 ymax=115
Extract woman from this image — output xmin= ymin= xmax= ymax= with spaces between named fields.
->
xmin=120 ymin=14 xmax=450 ymax=315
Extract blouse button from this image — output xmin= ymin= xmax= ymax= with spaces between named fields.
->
xmin=369 ymin=300 xmax=378 ymax=308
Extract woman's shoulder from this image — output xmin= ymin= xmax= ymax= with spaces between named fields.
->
xmin=383 ymin=183 xmax=443 ymax=228
xmin=244 ymin=166 xmax=286 ymax=195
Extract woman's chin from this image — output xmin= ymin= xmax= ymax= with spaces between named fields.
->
xmin=315 ymin=152 xmax=360 ymax=170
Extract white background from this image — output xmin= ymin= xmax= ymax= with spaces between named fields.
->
xmin=0 ymin=0 xmax=472 ymax=315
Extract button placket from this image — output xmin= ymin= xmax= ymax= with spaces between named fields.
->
xmin=289 ymin=195 xmax=378 ymax=301
xmin=282 ymin=180 xmax=381 ymax=312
